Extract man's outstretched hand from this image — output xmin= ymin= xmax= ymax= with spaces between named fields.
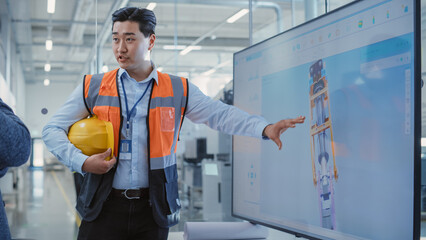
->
xmin=262 ymin=116 xmax=305 ymax=150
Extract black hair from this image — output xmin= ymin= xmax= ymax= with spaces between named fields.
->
xmin=112 ymin=7 xmax=156 ymax=37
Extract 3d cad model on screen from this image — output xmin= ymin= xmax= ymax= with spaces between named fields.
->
xmin=309 ymin=59 xmax=338 ymax=230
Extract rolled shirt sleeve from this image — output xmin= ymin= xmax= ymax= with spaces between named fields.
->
xmin=185 ymin=82 xmax=269 ymax=138
xmin=42 ymin=83 xmax=91 ymax=174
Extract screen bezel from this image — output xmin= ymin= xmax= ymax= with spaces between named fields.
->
xmin=231 ymin=0 xmax=421 ymax=239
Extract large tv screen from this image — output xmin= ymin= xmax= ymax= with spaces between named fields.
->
xmin=232 ymin=0 xmax=421 ymax=239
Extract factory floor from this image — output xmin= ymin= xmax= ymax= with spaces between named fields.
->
xmin=2 ymin=166 xmax=204 ymax=240
xmin=2 ymin=166 xmax=426 ymax=240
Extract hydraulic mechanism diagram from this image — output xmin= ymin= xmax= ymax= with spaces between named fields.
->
xmin=308 ymin=59 xmax=338 ymax=230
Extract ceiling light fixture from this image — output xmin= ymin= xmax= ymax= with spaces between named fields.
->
xmin=102 ymin=65 xmax=109 ymax=73
xmin=202 ymin=68 xmax=216 ymax=76
xmin=44 ymin=78 xmax=50 ymax=86
xmin=47 ymin=0 xmax=56 ymax=14
xmin=180 ymin=46 xmax=202 ymax=56
xmin=146 ymin=2 xmax=157 ymax=11
xmin=45 ymin=39 xmax=53 ymax=51
xmin=157 ymin=67 xmax=164 ymax=72
xmin=44 ymin=63 xmax=51 ymax=72
xmin=201 ymin=59 xmax=232 ymax=76
xmin=163 ymin=45 xmax=186 ymax=50
xmin=226 ymin=9 xmax=249 ymax=23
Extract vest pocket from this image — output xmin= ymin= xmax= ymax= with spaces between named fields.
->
xmin=160 ymin=107 xmax=175 ymax=132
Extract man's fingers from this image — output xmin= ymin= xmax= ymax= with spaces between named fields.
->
xmin=108 ymin=157 xmax=117 ymax=165
xmin=279 ymin=119 xmax=299 ymax=128
xmin=290 ymin=118 xmax=305 ymax=124
xmin=103 ymin=148 xmax=112 ymax=156
xmin=107 ymin=158 xmax=116 ymax=171
xmin=272 ymin=137 xmax=282 ymax=150
xmin=288 ymin=116 xmax=305 ymax=124
xmin=102 ymin=157 xmax=116 ymax=173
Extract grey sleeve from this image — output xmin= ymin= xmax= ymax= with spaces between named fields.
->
xmin=0 ymin=98 xmax=31 ymax=171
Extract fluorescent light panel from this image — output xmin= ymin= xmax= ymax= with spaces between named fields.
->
xmin=44 ymin=79 xmax=50 ymax=86
xmin=217 ymin=59 xmax=232 ymax=68
xmin=47 ymin=0 xmax=55 ymax=14
xmin=180 ymin=46 xmax=202 ymax=56
xmin=44 ymin=63 xmax=51 ymax=72
xmin=163 ymin=45 xmax=186 ymax=50
xmin=226 ymin=9 xmax=249 ymax=23
xmin=202 ymin=68 xmax=216 ymax=76
xmin=146 ymin=2 xmax=157 ymax=11
xmin=102 ymin=65 xmax=109 ymax=73
xmin=45 ymin=39 xmax=53 ymax=51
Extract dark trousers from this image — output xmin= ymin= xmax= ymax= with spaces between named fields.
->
xmin=77 ymin=195 xmax=169 ymax=240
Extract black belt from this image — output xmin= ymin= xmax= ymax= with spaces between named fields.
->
xmin=110 ymin=188 xmax=149 ymax=200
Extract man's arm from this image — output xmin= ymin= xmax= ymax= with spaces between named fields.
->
xmin=0 ymin=98 xmax=31 ymax=172
xmin=185 ymin=83 xmax=269 ymax=138
xmin=42 ymin=83 xmax=92 ymax=174
xmin=184 ymin=83 xmax=305 ymax=149
xmin=42 ymin=83 xmax=116 ymax=175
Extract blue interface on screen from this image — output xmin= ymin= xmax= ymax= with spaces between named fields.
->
xmin=233 ymin=0 xmax=415 ymax=239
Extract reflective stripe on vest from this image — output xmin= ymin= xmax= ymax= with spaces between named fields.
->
xmin=149 ymin=72 xmax=187 ymax=170
xmin=83 ymin=69 xmax=121 ymax=156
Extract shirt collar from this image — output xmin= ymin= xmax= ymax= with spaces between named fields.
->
xmin=118 ymin=62 xmax=159 ymax=85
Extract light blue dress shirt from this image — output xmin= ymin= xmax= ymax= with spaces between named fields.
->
xmin=42 ymin=65 xmax=269 ymax=189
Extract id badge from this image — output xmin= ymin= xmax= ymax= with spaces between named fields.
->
xmin=120 ymin=139 xmax=132 ymax=160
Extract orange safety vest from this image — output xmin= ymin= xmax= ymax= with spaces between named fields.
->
xmin=78 ymin=68 xmax=188 ymax=227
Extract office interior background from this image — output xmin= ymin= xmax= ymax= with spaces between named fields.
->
xmin=0 ymin=0 xmax=424 ymax=239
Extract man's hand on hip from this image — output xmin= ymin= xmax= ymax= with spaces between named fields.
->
xmin=82 ymin=148 xmax=117 ymax=174
xmin=263 ymin=116 xmax=305 ymax=150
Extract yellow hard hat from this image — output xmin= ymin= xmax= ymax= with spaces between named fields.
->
xmin=68 ymin=115 xmax=114 ymax=160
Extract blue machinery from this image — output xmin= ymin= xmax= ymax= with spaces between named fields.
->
xmin=309 ymin=59 xmax=338 ymax=230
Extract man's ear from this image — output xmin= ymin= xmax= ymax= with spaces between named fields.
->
xmin=148 ymin=34 xmax=156 ymax=51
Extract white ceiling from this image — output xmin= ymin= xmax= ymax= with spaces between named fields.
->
xmin=6 ymin=0 xmax=306 ymax=87
xmin=4 ymin=0 xmax=426 ymax=136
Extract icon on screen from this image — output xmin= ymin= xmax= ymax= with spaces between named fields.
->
xmin=358 ymin=20 xmax=363 ymax=28
xmin=248 ymin=164 xmax=256 ymax=186
xmin=404 ymin=5 xmax=408 ymax=13
xmin=387 ymin=10 xmax=390 ymax=18
xmin=373 ymin=16 xmax=375 ymax=24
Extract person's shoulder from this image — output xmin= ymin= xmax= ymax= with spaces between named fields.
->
xmin=0 ymin=98 xmax=14 ymax=114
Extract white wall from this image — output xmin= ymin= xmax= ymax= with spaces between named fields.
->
xmin=25 ymin=82 xmax=77 ymax=138
xmin=14 ymin=58 xmax=26 ymax=117
xmin=0 ymin=5 xmax=27 ymax=121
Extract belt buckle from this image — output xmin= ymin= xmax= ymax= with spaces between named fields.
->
xmin=123 ymin=189 xmax=140 ymax=200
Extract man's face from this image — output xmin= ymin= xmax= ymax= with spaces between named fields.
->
xmin=112 ymin=21 xmax=155 ymax=70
